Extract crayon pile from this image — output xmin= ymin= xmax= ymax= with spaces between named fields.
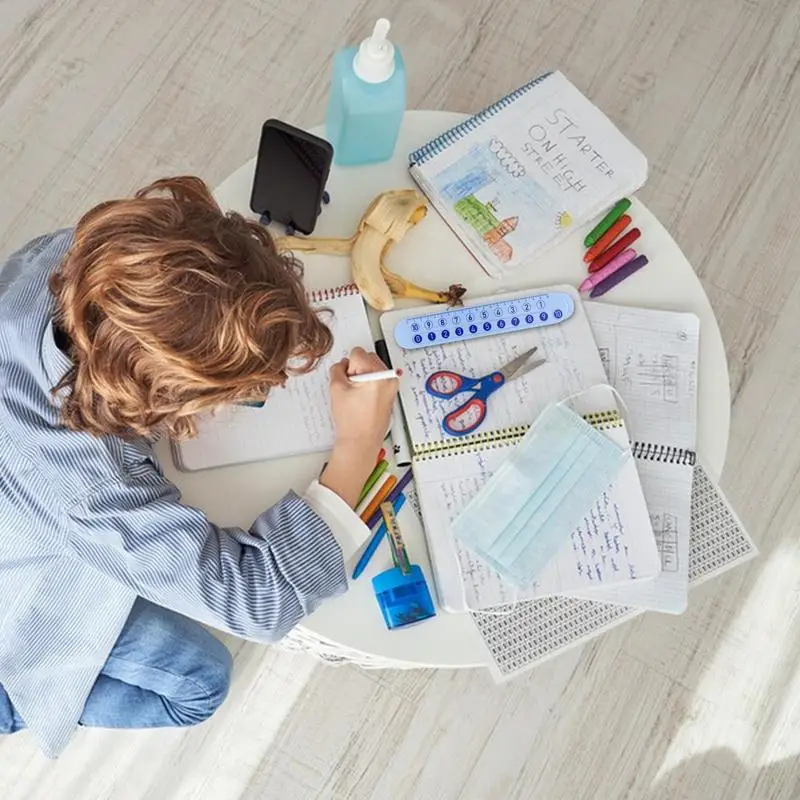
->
xmin=578 ymin=198 xmax=649 ymax=298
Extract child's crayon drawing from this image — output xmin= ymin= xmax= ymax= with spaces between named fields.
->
xmin=431 ymin=141 xmax=571 ymax=263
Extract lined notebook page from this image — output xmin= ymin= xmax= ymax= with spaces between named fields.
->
xmin=381 ymin=287 xmax=608 ymax=449
xmin=173 ymin=288 xmax=373 ymax=471
xmin=379 ymin=289 xmax=660 ymax=612
xmin=577 ymin=303 xmax=700 ymax=613
xmin=414 ymin=422 xmax=659 ymax=612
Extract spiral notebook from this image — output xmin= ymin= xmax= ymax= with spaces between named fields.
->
xmin=408 ymin=71 xmax=648 ymax=278
xmin=172 ymin=284 xmax=373 ymax=471
xmin=473 ymin=463 xmax=758 ymax=682
xmin=380 ymin=287 xmax=661 ymax=612
xmin=578 ymin=302 xmax=700 ymax=614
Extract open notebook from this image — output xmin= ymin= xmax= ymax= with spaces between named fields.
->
xmin=172 ymin=284 xmax=373 ymax=471
xmin=408 ymin=71 xmax=648 ymax=278
xmin=380 ymin=287 xmax=660 ymax=612
xmin=579 ymin=302 xmax=700 ymax=613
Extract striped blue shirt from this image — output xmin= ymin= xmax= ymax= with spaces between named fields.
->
xmin=0 ymin=231 xmax=348 ymax=757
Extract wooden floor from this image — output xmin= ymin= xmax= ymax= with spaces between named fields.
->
xmin=2 ymin=0 xmax=800 ymax=797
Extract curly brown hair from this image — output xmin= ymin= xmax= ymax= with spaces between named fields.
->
xmin=50 ymin=176 xmax=333 ymax=440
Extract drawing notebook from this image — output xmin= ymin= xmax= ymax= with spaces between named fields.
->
xmin=580 ymin=302 xmax=700 ymax=614
xmin=380 ymin=287 xmax=661 ymax=612
xmin=408 ymin=71 xmax=648 ymax=278
xmin=172 ymin=284 xmax=373 ymax=471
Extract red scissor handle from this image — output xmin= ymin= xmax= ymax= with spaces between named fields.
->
xmin=443 ymin=396 xmax=488 ymax=436
xmin=425 ymin=370 xmax=471 ymax=398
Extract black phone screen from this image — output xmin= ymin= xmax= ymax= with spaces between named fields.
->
xmin=250 ymin=123 xmax=332 ymax=235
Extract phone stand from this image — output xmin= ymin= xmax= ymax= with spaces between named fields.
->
xmin=259 ymin=191 xmax=331 ymax=236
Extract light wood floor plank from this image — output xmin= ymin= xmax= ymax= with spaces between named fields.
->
xmin=2 ymin=0 xmax=800 ymax=797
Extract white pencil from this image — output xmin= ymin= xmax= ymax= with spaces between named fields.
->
xmin=348 ymin=369 xmax=400 ymax=384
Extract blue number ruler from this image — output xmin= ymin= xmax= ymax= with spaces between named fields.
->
xmin=393 ymin=291 xmax=575 ymax=350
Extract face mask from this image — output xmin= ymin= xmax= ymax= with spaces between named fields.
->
xmin=451 ymin=401 xmax=629 ymax=589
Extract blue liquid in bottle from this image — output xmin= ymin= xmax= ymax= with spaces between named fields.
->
xmin=326 ymin=19 xmax=406 ymax=166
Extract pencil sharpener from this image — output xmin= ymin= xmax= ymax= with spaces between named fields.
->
xmin=371 ymin=564 xmax=436 ymax=630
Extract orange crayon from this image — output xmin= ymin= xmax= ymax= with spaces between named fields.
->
xmin=584 ymin=214 xmax=632 ymax=263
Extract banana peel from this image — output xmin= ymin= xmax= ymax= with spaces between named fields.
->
xmin=275 ymin=189 xmax=466 ymax=311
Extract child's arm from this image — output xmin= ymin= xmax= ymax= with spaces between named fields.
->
xmin=66 ymin=478 xmax=351 ymax=642
xmin=63 ymin=347 xmax=399 ymax=642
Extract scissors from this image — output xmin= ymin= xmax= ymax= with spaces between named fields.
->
xmin=425 ymin=347 xmax=546 ymax=436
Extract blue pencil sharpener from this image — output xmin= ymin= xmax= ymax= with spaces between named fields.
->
xmin=371 ymin=564 xmax=436 ymax=630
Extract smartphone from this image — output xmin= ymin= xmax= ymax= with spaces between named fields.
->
xmin=249 ymin=120 xmax=333 ymax=235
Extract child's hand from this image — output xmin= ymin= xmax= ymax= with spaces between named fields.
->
xmin=329 ymin=347 xmax=398 ymax=451
xmin=320 ymin=348 xmax=399 ymax=509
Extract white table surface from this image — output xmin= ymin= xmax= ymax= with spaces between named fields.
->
xmin=154 ymin=111 xmax=731 ymax=668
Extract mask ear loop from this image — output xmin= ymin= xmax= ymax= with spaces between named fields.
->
xmin=555 ymin=382 xmax=631 ymax=429
xmin=462 ymin=382 xmax=631 ymax=618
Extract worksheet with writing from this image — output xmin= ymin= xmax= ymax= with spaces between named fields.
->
xmin=173 ymin=287 xmax=373 ymax=471
xmin=414 ymin=425 xmax=659 ymax=611
xmin=576 ymin=303 xmax=700 ymax=613
xmin=382 ymin=289 xmax=661 ymax=612
xmin=382 ymin=287 xmax=609 ymax=449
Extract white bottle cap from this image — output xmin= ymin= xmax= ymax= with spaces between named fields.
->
xmin=353 ymin=18 xmax=396 ymax=84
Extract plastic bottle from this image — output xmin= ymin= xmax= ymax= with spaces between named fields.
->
xmin=325 ymin=18 xmax=406 ymax=166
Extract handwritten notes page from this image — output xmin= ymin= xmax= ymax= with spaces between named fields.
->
xmin=173 ymin=290 xmax=373 ymax=471
xmin=580 ymin=303 xmax=700 ymax=613
xmin=414 ymin=424 xmax=660 ymax=612
xmin=382 ymin=287 xmax=608 ymax=449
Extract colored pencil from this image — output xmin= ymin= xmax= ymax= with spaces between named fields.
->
xmin=359 ymin=474 xmax=398 ymax=524
xmin=352 ymin=493 xmax=407 ymax=579
xmin=356 ymin=460 xmax=389 ymax=507
xmin=364 ymin=468 xmax=414 ymax=531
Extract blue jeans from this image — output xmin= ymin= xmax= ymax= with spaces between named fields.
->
xmin=0 ymin=598 xmax=232 ymax=732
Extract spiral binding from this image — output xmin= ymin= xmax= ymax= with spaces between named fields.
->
xmin=415 ymin=425 xmax=528 ymax=460
xmin=632 ymin=441 xmax=696 ymax=466
xmin=408 ymin=72 xmax=553 ymax=167
xmin=308 ymin=283 xmax=360 ymax=303
xmin=413 ymin=410 xmax=624 ymax=460
xmin=582 ymin=410 xmax=623 ymax=431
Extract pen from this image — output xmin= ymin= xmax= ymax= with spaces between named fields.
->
xmin=588 ymin=228 xmax=641 ymax=273
xmin=583 ymin=214 xmax=632 ymax=263
xmin=590 ymin=254 xmax=649 ymax=298
xmin=364 ymin=467 xmax=414 ymax=530
xmin=349 ymin=369 xmax=399 ymax=384
xmin=579 ymin=249 xmax=637 ymax=293
xmin=375 ymin=339 xmax=412 ymax=467
xmin=584 ymin=198 xmax=631 ymax=247
xmin=352 ymin=493 xmax=407 ymax=579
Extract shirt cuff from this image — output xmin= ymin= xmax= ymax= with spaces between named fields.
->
xmin=302 ymin=480 xmax=370 ymax=562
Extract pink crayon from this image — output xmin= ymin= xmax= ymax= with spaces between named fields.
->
xmin=579 ymin=248 xmax=638 ymax=293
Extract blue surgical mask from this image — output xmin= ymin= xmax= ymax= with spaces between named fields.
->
xmin=451 ymin=402 xmax=629 ymax=589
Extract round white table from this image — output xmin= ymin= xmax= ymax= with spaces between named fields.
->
xmin=154 ymin=111 xmax=730 ymax=668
